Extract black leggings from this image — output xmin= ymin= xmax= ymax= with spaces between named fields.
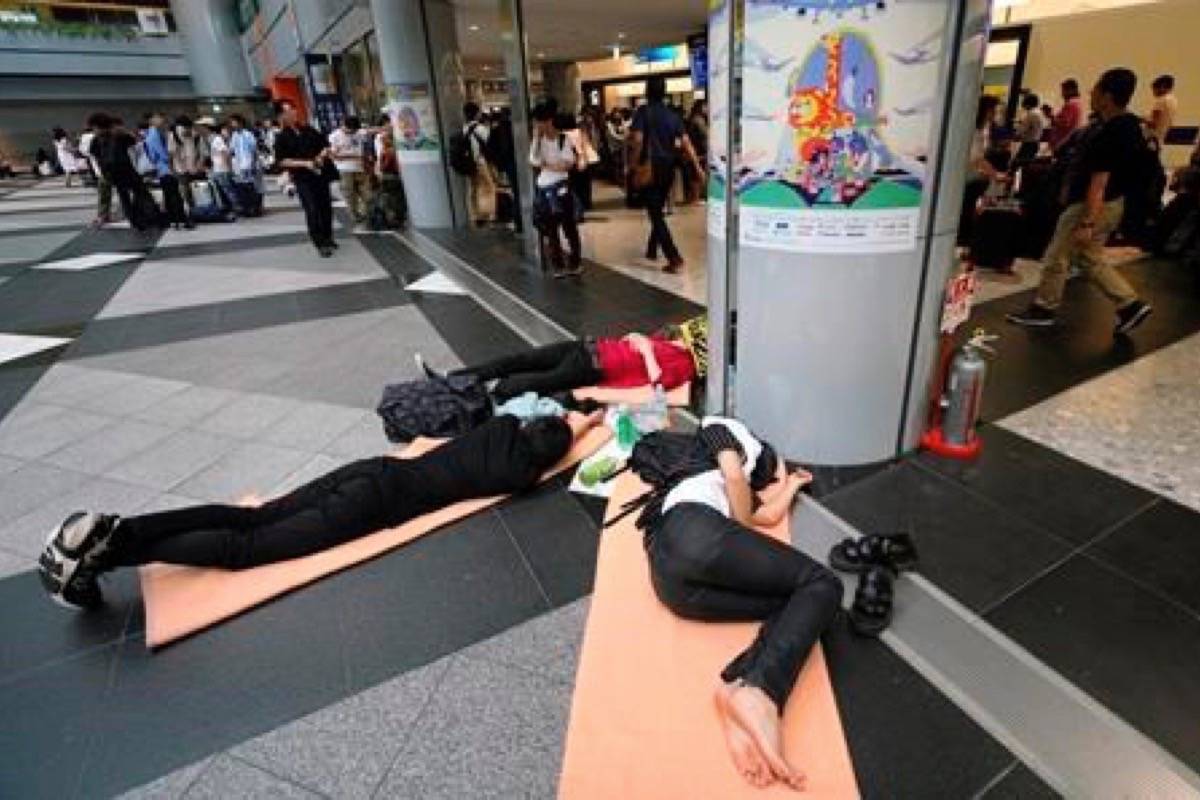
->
xmin=108 ymin=457 xmax=426 ymax=569
xmin=647 ymin=503 xmax=843 ymax=711
xmin=458 ymin=340 xmax=602 ymax=401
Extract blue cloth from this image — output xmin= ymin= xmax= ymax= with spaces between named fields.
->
xmin=495 ymin=392 xmax=565 ymax=421
xmin=144 ymin=127 xmax=171 ymax=178
xmin=230 ymin=130 xmax=264 ymax=192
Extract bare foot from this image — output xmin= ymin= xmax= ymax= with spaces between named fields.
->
xmin=726 ymin=682 xmax=806 ymax=791
xmin=715 ymin=682 xmax=773 ymax=788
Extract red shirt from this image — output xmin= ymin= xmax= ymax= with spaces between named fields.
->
xmin=1050 ymin=97 xmax=1083 ymax=150
xmin=595 ymin=336 xmax=695 ymax=389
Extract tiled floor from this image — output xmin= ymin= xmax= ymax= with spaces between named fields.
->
xmin=2 ymin=176 xmax=1195 ymax=798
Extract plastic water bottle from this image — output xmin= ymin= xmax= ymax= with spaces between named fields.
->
xmin=631 ymin=385 xmax=669 ymax=434
xmin=615 ymin=406 xmax=639 ymax=450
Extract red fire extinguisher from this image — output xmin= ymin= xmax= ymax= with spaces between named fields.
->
xmin=921 ymin=328 xmax=998 ymax=460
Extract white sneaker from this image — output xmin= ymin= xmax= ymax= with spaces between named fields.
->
xmin=37 ymin=512 xmax=117 ymax=610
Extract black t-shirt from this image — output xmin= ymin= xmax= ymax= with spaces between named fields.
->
xmin=632 ymin=103 xmax=685 ymax=164
xmin=273 ymin=125 xmax=328 ymax=176
xmin=89 ymin=130 xmax=138 ymax=183
xmin=404 ymin=416 xmax=543 ymax=509
xmin=1067 ymin=113 xmax=1145 ymax=204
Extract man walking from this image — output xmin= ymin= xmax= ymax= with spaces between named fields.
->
xmin=272 ymin=101 xmax=336 ymax=256
xmin=145 ymin=112 xmax=193 ymax=230
xmin=329 ymin=116 xmax=371 ymax=226
xmin=1008 ymin=68 xmax=1153 ymax=336
xmin=462 ymin=102 xmax=495 ymax=227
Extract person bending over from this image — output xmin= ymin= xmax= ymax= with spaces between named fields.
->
xmin=426 ymin=329 xmax=697 ymax=402
xmin=39 ymin=413 xmax=600 ymax=610
xmin=643 ymin=417 xmax=841 ymax=790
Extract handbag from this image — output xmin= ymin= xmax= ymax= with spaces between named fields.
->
xmin=631 ymin=141 xmax=654 ymax=190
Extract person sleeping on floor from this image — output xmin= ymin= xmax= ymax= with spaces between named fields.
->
xmin=418 ymin=325 xmax=700 ymax=402
xmin=38 ymin=411 xmax=604 ymax=610
xmin=642 ymin=417 xmax=842 ymax=791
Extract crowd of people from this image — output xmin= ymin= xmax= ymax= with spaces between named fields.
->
xmin=32 ymin=102 xmax=407 ymax=255
xmin=961 ymin=68 xmax=1198 ymax=337
xmin=449 ymin=78 xmax=709 ymax=278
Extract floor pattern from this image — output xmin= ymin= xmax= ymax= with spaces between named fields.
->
xmin=5 ymin=176 xmax=1195 ymax=798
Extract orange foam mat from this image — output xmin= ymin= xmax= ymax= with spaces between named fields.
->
xmin=559 ymin=472 xmax=859 ymax=799
xmin=573 ymin=382 xmax=691 ymax=407
xmin=139 ymin=426 xmax=612 ymax=649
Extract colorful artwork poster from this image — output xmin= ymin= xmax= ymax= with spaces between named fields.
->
xmin=738 ymin=0 xmax=946 ymax=253
xmin=386 ymin=84 xmax=441 ymax=165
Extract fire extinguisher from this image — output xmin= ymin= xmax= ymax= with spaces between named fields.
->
xmin=921 ymin=328 xmax=998 ymax=459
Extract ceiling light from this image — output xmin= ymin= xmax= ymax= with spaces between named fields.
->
xmin=483 ymin=65 xmax=491 ymax=71
xmin=617 ymin=32 xmax=626 ymax=39
xmin=469 ymin=24 xmax=479 ymax=31
xmin=537 ymin=51 xmax=545 ymax=58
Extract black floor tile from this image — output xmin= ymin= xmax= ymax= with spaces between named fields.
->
xmin=334 ymin=511 xmax=551 ymax=688
xmin=979 ymin=762 xmax=1062 ymax=799
xmin=916 ymin=425 xmax=1156 ymax=546
xmin=1086 ymin=499 xmax=1200 ymax=615
xmin=357 ymin=230 xmax=435 ymax=284
xmin=422 ymin=227 xmax=702 ymax=337
xmin=803 ymin=459 xmax=894 ymax=499
xmin=987 ymin=555 xmax=1200 ymax=770
xmin=4 ymin=509 xmax=551 ymax=797
xmin=0 ymin=264 xmax=141 ymax=333
xmin=408 ymin=293 xmax=527 ymax=366
xmin=821 ymin=462 xmax=1072 ymax=612
xmin=0 ymin=568 xmax=141 ymax=684
xmin=0 ymin=645 xmax=120 ymax=799
xmin=968 ymin=256 xmax=1200 ymax=420
xmin=498 ymin=481 xmax=602 ymax=606
xmin=822 ymin=615 xmax=1014 ymax=798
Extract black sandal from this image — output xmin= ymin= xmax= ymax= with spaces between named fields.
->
xmin=829 ymin=532 xmax=918 ymax=574
xmin=850 ymin=566 xmax=895 ymax=637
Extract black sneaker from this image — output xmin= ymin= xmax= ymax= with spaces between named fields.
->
xmin=1114 ymin=300 xmax=1152 ymax=335
xmin=38 ymin=512 xmax=118 ymax=610
xmin=318 ymin=246 xmax=334 ymax=258
xmin=1006 ymin=304 xmax=1057 ymax=327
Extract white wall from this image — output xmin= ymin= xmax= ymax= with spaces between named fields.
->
xmin=1004 ymin=0 xmax=1198 ymax=165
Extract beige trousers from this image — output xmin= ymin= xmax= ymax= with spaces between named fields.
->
xmin=1035 ymin=199 xmax=1136 ymax=309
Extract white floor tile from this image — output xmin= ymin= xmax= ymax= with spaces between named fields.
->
xmin=0 ymin=333 xmax=72 ymax=365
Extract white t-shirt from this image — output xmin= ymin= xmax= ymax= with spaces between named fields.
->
xmin=662 ymin=416 xmax=765 ymax=516
xmin=210 ymin=133 xmax=231 ymax=174
xmin=79 ymin=131 xmax=98 ymax=174
xmin=529 ymin=132 xmax=578 ymax=188
xmin=328 ymin=128 xmax=363 ymax=173
xmin=1151 ymin=93 xmax=1178 ymax=141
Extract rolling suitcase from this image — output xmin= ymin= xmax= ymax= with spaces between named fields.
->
xmin=232 ymin=179 xmax=263 ymax=217
xmin=189 ymin=179 xmax=234 ymax=223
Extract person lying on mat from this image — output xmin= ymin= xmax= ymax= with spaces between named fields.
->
xmin=38 ymin=411 xmax=603 ymax=610
xmin=641 ymin=417 xmax=841 ymax=791
xmin=418 ymin=327 xmax=698 ymax=402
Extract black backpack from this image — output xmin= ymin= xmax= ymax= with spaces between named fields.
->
xmin=604 ymin=431 xmax=715 ymax=531
xmin=376 ymin=374 xmax=493 ymax=444
xmin=448 ymin=123 xmax=482 ymax=176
